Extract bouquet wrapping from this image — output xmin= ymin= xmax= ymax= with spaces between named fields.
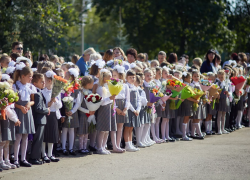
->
xmin=107 ymin=78 xmax=123 ymax=95
xmin=62 ymin=96 xmax=74 ymax=128
xmin=52 ymin=75 xmax=68 ymax=99
xmin=84 ymin=94 xmax=103 ymax=133
xmin=192 ymin=88 xmax=205 ymax=111
xmin=146 ymin=84 xmax=163 ymax=113
xmin=199 ymin=79 xmax=212 ymax=91
xmin=176 ymin=86 xmax=196 ymax=109
xmin=231 ymin=76 xmax=246 ymax=90
xmin=166 ymin=79 xmax=186 ymax=109
xmin=0 ymin=82 xmax=19 ymax=120
xmin=208 ymin=84 xmax=221 ymax=109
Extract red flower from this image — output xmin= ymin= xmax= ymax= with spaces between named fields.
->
xmin=89 ymin=95 xmax=93 ymax=98
xmin=96 ymin=96 xmax=99 ymax=101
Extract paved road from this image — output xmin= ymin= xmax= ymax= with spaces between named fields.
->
xmin=1 ymin=128 xmax=250 ymax=180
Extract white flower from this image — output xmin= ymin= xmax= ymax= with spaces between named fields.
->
xmin=92 ymin=97 xmax=96 ymax=102
xmin=83 ymin=90 xmax=88 ymax=95
xmin=162 ymin=81 xmax=167 ymax=86
xmin=3 ymin=82 xmax=10 ymax=89
xmin=62 ymin=97 xmax=68 ymax=102
xmin=0 ymin=82 xmax=4 ymax=88
xmin=68 ymin=96 xmax=74 ymax=101
xmin=1 ymin=74 xmax=10 ymax=81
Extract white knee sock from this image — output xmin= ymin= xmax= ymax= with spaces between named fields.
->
xmin=191 ymin=123 xmax=196 ymax=136
xmin=135 ymin=127 xmax=141 ymax=145
xmin=20 ymin=134 xmax=28 ymax=161
xmin=161 ymin=118 xmax=168 ymax=140
xmin=150 ymin=123 xmax=157 ymax=141
xmin=102 ymin=131 xmax=109 ymax=149
xmin=79 ymin=134 xmax=84 ymax=150
xmin=116 ymin=125 xmax=123 ymax=148
xmin=111 ymin=131 xmax=118 ymax=150
xmin=14 ymin=134 xmax=22 ymax=161
xmin=194 ymin=123 xmax=202 ymax=136
xmin=221 ymin=113 xmax=226 ymax=131
xmin=83 ymin=134 xmax=88 ymax=149
xmin=209 ymin=120 xmax=213 ymax=131
xmin=3 ymin=141 xmax=9 ymax=161
xmin=47 ymin=143 xmax=53 ymax=157
xmin=182 ymin=123 xmax=187 ymax=139
xmin=68 ymin=128 xmax=74 ymax=150
xmin=61 ymin=128 xmax=68 ymax=149
xmin=41 ymin=142 xmax=46 ymax=157
xmin=97 ymin=131 xmax=105 ymax=150
xmin=217 ymin=111 xmax=222 ymax=133
xmin=165 ymin=120 xmax=170 ymax=139
xmin=155 ymin=117 xmax=161 ymax=139
xmin=141 ymin=123 xmax=150 ymax=144
xmin=205 ymin=121 xmax=210 ymax=132
xmin=0 ymin=141 xmax=6 ymax=162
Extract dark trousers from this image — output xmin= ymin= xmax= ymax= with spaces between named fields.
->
xmin=30 ymin=124 xmax=45 ymax=159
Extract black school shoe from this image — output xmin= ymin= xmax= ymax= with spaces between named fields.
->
xmin=13 ymin=160 xmax=20 ymax=168
xmin=191 ymin=135 xmax=204 ymax=140
xmin=42 ymin=156 xmax=51 ymax=163
xmin=62 ymin=149 xmax=69 ymax=156
xmin=69 ymin=149 xmax=76 ymax=156
xmin=20 ymin=160 xmax=32 ymax=167
xmin=29 ymin=158 xmax=42 ymax=165
xmin=49 ymin=156 xmax=60 ymax=162
xmin=89 ymin=145 xmax=97 ymax=152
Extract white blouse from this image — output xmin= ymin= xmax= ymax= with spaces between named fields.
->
xmin=41 ymin=88 xmax=62 ymax=119
xmin=154 ymin=79 xmax=161 ymax=88
xmin=13 ymin=81 xmax=37 ymax=101
xmin=115 ymin=83 xmax=130 ymax=109
xmin=190 ymin=81 xmax=201 ymax=89
xmin=70 ymin=92 xmax=81 ymax=114
xmin=138 ymin=87 xmax=148 ymax=106
xmin=96 ymin=83 xmax=113 ymax=106
xmin=6 ymin=104 xmax=18 ymax=123
xmin=126 ymin=83 xmax=141 ymax=112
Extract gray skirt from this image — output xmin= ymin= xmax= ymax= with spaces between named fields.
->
xmin=78 ymin=111 xmax=89 ymax=135
xmin=207 ymin=103 xmax=217 ymax=116
xmin=216 ymin=98 xmax=231 ymax=112
xmin=115 ymin=99 xmax=129 ymax=124
xmin=139 ymin=106 xmax=147 ymax=125
xmin=44 ymin=112 xmax=59 ymax=143
xmin=1 ymin=119 xmax=15 ymax=141
xmin=62 ymin=109 xmax=79 ymax=128
xmin=96 ymin=103 xmax=117 ymax=131
xmin=164 ymin=100 xmax=175 ymax=119
xmin=176 ymin=99 xmax=193 ymax=117
xmin=156 ymin=103 xmax=166 ymax=118
xmin=193 ymin=102 xmax=207 ymax=120
xmin=15 ymin=100 xmax=35 ymax=134
xmin=125 ymin=110 xmax=140 ymax=127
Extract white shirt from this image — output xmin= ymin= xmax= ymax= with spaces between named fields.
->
xmin=41 ymin=88 xmax=62 ymax=119
xmin=115 ymin=83 xmax=130 ymax=109
xmin=138 ymin=87 xmax=148 ymax=106
xmin=126 ymin=83 xmax=141 ymax=112
xmin=96 ymin=83 xmax=112 ymax=106
xmin=216 ymin=80 xmax=233 ymax=101
xmin=13 ymin=81 xmax=37 ymax=101
xmin=70 ymin=92 xmax=81 ymax=114
xmin=6 ymin=104 xmax=18 ymax=123
xmin=78 ymin=88 xmax=91 ymax=114
xmin=154 ymin=79 xmax=161 ymax=88
xmin=190 ymin=81 xmax=201 ymax=89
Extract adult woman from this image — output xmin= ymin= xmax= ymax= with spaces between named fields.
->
xmin=24 ymin=51 xmax=33 ymax=62
xmin=103 ymin=49 xmax=113 ymax=62
xmin=167 ymin=53 xmax=178 ymax=64
xmin=200 ymin=49 xmax=216 ymax=73
xmin=113 ymin=47 xmax=127 ymax=61
xmin=71 ymin=54 xmax=79 ymax=64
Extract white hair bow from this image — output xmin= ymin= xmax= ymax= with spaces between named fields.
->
xmin=45 ymin=70 xmax=56 ymax=78
xmin=68 ymin=68 xmax=79 ymax=78
xmin=100 ymin=69 xmax=109 ymax=73
xmin=8 ymin=61 xmax=16 ymax=67
xmin=182 ymin=71 xmax=188 ymax=77
xmin=6 ymin=67 xmax=16 ymax=74
xmin=95 ymin=59 xmax=105 ymax=68
xmin=130 ymin=63 xmax=137 ymax=69
xmin=114 ymin=65 xmax=125 ymax=74
xmin=31 ymin=68 xmax=37 ymax=72
xmin=16 ymin=62 xmax=26 ymax=70
xmin=1 ymin=74 xmax=10 ymax=81
xmin=16 ymin=57 xmax=32 ymax=67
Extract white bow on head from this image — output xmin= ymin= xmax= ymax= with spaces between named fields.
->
xmin=95 ymin=59 xmax=105 ymax=68
xmin=68 ymin=68 xmax=79 ymax=78
xmin=100 ymin=68 xmax=109 ymax=73
xmin=182 ymin=71 xmax=188 ymax=77
xmin=8 ymin=61 xmax=16 ymax=67
xmin=1 ymin=74 xmax=10 ymax=81
xmin=16 ymin=57 xmax=32 ymax=67
xmin=114 ymin=65 xmax=125 ymax=74
xmin=130 ymin=63 xmax=137 ymax=69
xmin=16 ymin=62 xmax=26 ymax=70
xmin=6 ymin=66 xmax=16 ymax=74
xmin=45 ymin=70 xmax=56 ymax=78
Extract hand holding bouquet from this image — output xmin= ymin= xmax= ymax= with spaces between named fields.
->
xmin=62 ymin=96 xmax=74 ymax=127
xmin=0 ymin=82 xmax=19 ymax=120
xmin=166 ymin=79 xmax=186 ymax=109
xmin=176 ymin=86 xmax=196 ymax=109
xmin=192 ymin=88 xmax=204 ymax=111
xmin=52 ymin=75 xmax=68 ymax=99
xmin=208 ymin=84 xmax=221 ymax=109
xmin=84 ymin=94 xmax=103 ymax=133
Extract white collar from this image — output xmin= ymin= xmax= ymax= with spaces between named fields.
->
xmin=143 ymin=81 xmax=151 ymax=87
xmin=127 ymin=82 xmax=135 ymax=88
xmin=16 ymin=81 xmax=33 ymax=101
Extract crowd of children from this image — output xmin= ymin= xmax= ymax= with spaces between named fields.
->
xmin=0 ymin=44 xmax=249 ymax=171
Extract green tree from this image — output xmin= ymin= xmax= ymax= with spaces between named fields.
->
xmin=92 ymin=0 xmax=236 ymax=59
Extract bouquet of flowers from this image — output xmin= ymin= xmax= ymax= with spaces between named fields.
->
xmin=166 ymin=79 xmax=186 ymax=109
xmin=63 ymin=81 xmax=80 ymax=96
xmin=160 ymin=81 xmax=172 ymax=102
xmin=199 ymin=79 xmax=212 ymax=91
xmin=176 ymin=86 xmax=196 ymax=109
xmin=192 ymin=88 xmax=205 ymax=111
xmin=231 ymin=76 xmax=246 ymax=90
xmin=52 ymin=75 xmax=68 ymax=99
xmin=84 ymin=94 xmax=103 ymax=133
xmin=146 ymin=85 xmax=163 ymax=113
xmin=233 ymin=90 xmax=243 ymax=104
xmin=114 ymin=59 xmax=123 ymax=66
xmin=62 ymin=96 xmax=74 ymax=128
xmin=107 ymin=78 xmax=123 ymax=95
xmin=208 ymin=84 xmax=221 ymax=109
xmin=0 ymin=83 xmax=19 ymax=120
